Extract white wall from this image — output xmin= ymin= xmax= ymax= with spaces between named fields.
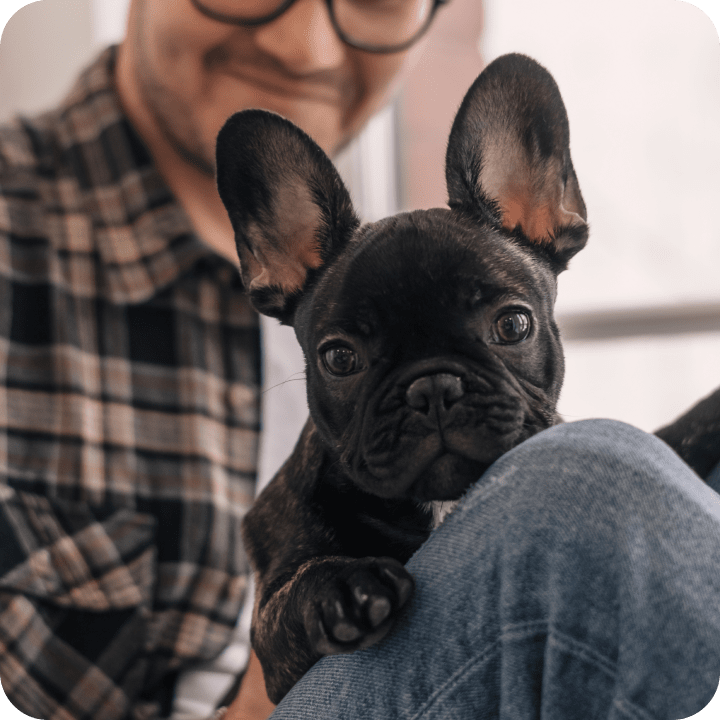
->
xmin=484 ymin=0 xmax=720 ymax=313
xmin=0 ymin=0 xmax=95 ymax=120
xmin=89 ymin=0 xmax=129 ymax=46
xmin=483 ymin=0 xmax=720 ymax=431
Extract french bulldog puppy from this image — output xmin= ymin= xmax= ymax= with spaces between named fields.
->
xmin=215 ymin=53 xmax=720 ymax=703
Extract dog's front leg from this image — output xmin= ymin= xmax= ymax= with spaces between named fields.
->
xmin=250 ymin=553 xmax=413 ymax=703
xmin=242 ymin=421 xmax=418 ymax=703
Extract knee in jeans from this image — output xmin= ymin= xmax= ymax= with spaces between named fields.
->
xmin=469 ymin=418 xmax=688 ymax=513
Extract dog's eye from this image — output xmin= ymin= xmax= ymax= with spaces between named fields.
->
xmin=322 ymin=346 xmax=359 ymax=376
xmin=493 ymin=311 xmax=531 ymax=344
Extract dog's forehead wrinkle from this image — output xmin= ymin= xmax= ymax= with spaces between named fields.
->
xmin=305 ymin=206 xmax=557 ymax=351
xmin=349 ymin=216 xmax=490 ymax=284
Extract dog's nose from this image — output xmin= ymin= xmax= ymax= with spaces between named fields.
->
xmin=405 ymin=373 xmax=464 ymax=414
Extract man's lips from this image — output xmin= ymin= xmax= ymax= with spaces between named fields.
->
xmin=222 ymin=64 xmax=348 ymax=105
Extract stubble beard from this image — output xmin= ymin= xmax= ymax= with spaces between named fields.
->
xmin=132 ymin=0 xmax=217 ymax=178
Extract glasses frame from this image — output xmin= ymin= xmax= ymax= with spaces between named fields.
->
xmin=189 ymin=0 xmax=448 ymax=53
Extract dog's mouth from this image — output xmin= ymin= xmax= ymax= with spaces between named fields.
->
xmin=406 ymin=451 xmax=494 ymax=502
xmin=347 ymin=360 xmax=552 ymax=501
xmin=355 ymin=428 xmax=521 ymax=501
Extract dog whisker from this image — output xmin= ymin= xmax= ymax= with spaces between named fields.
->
xmin=261 ymin=375 xmax=307 ymax=395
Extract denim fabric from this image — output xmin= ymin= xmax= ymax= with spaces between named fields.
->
xmin=706 ymin=461 xmax=720 ymax=495
xmin=270 ymin=420 xmax=720 ymax=720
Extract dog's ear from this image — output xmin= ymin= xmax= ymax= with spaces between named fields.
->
xmin=216 ymin=110 xmax=359 ymax=322
xmin=445 ymin=53 xmax=588 ymax=270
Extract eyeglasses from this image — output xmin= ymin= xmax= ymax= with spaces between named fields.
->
xmin=189 ymin=0 xmax=448 ymax=53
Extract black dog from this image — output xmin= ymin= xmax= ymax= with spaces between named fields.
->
xmin=215 ymin=53 xmax=720 ymax=703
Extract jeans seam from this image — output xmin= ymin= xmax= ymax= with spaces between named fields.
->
xmin=502 ymin=620 xmax=618 ymax=680
xmin=613 ymin=697 xmax=657 ymax=720
xmin=408 ymin=621 xmax=627 ymax=720
xmin=545 ymin=626 xmax=617 ymax=679
xmin=407 ymin=636 xmax=503 ymax=720
xmin=543 ymin=628 xmax=660 ymax=720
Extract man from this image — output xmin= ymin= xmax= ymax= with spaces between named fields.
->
xmin=114 ymin=0 xmax=425 ymax=262
xmin=0 ymin=0 xmax=450 ymax=717
xmin=2 ymin=3 xmax=720 ymax=720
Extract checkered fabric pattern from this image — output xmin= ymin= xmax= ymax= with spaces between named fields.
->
xmin=0 ymin=47 xmax=260 ymax=720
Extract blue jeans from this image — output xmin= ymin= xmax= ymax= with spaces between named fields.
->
xmin=270 ymin=420 xmax=720 ymax=719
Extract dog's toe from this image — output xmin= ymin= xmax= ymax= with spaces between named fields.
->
xmin=379 ymin=562 xmax=414 ymax=606
xmin=331 ymin=618 xmax=363 ymax=642
xmin=347 ymin=565 xmax=396 ymax=628
xmin=306 ymin=557 xmax=415 ymax=655
xmin=366 ymin=596 xmax=392 ymax=627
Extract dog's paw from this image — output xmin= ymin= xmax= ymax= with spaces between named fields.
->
xmin=304 ymin=557 xmax=414 ymax=656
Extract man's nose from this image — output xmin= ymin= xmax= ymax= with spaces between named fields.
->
xmin=253 ymin=0 xmax=347 ymax=73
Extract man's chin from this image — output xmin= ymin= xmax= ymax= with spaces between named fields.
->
xmin=163 ymin=131 xmax=216 ymax=177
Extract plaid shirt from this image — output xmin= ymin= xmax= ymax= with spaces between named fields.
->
xmin=0 ymin=47 xmax=261 ymax=720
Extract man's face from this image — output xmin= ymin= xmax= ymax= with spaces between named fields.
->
xmin=125 ymin=0 xmax=415 ymax=173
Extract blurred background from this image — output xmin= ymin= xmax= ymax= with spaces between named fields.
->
xmin=1 ymin=0 xmax=719 ymax=433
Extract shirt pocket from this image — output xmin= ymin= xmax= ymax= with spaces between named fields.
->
xmin=0 ymin=486 xmax=156 ymax=611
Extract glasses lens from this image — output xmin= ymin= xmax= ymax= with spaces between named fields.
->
xmin=193 ymin=0 xmax=437 ymax=50
xmin=333 ymin=0 xmax=435 ymax=48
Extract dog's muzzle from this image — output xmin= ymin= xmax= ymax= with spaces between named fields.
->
xmin=348 ymin=359 xmax=531 ymax=501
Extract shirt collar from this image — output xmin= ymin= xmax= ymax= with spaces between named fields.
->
xmin=53 ymin=46 xmax=220 ymax=305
